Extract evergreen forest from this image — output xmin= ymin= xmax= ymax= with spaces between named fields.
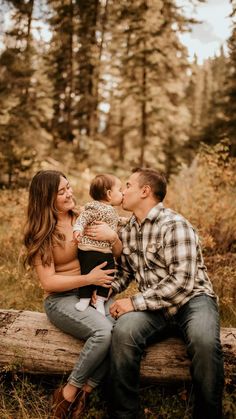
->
xmin=0 ymin=0 xmax=235 ymax=186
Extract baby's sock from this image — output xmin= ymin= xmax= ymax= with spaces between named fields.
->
xmin=75 ymin=298 xmax=90 ymax=311
xmin=95 ymin=296 xmax=106 ymax=316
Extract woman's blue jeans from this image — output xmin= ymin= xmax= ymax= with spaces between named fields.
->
xmin=109 ymin=295 xmax=224 ymax=419
xmin=44 ymin=292 xmax=115 ymax=389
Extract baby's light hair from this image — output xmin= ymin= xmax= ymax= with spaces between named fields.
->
xmin=89 ymin=174 xmax=117 ymax=201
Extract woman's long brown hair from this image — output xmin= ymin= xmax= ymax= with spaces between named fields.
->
xmin=24 ymin=170 xmax=76 ymax=267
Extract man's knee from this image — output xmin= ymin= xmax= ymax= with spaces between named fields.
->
xmin=188 ymin=329 xmax=223 ymax=378
xmin=112 ymin=315 xmax=135 ymax=344
xmin=112 ymin=312 xmax=149 ymax=353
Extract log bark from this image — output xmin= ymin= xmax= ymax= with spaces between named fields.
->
xmin=0 ymin=309 xmax=235 ymax=384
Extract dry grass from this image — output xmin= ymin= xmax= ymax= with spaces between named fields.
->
xmin=0 ymin=373 xmax=235 ymax=419
xmin=165 ymin=142 xmax=236 ymax=327
xmin=0 ymin=189 xmax=44 ymax=312
xmin=205 ymin=253 xmax=236 ymax=326
xmin=167 ymin=143 xmax=236 ymax=255
xmin=0 ymin=374 xmax=51 ymax=419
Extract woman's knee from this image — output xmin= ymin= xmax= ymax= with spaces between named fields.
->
xmin=94 ymin=323 xmax=113 ymax=348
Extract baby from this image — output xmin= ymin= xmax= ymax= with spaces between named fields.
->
xmin=73 ymin=173 xmax=123 ymax=315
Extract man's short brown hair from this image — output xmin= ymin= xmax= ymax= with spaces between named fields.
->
xmin=132 ymin=168 xmax=167 ymax=201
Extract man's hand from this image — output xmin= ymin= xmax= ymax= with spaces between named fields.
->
xmin=110 ymin=298 xmax=134 ymax=319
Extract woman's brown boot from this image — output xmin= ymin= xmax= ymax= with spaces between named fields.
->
xmin=71 ymin=390 xmax=90 ymax=419
xmin=51 ymin=387 xmax=75 ymax=419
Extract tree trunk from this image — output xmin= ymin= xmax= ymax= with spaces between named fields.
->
xmin=65 ymin=0 xmax=74 ymax=143
xmin=118 ymin=110 xmax=125 ymax=161
xmin=77 ymin=0 xmax=99 ymax=136
xmin=140 ymin=46 xmax=147 ymax=167
xmin=24 ymin=0 xmax=34 ymax=101
xmin=0 ymin=309 xmax=235 ymax=384
xmin=90 ymin=0 xmax=109 ymax=137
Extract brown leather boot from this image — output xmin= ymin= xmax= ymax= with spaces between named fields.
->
xmin=71 ymin=390 xmax=90 ymax=419
xmin=51 ymin=387 xmax=75 ymax=419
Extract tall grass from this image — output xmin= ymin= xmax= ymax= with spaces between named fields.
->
xmin=0 ymin=189 xmax=44 ymax=312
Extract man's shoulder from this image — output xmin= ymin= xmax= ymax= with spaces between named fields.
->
xmin=157 ymin=207 xmax=192 ymax=229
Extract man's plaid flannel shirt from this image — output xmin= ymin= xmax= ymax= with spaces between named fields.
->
xmin=112 ymin=203 xmax=216 ymax=316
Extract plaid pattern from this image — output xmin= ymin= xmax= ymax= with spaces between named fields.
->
xmin=112 ymin=203 xmax=216 ymax=316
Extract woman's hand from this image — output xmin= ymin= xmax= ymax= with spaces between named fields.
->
xmin=73 ymin=230 xmax=83 ymax=243
xmin=85 ymin=221 xmax=122 ymax=257
xmin=85 ymin=221 xmax=117 ymax=243
xmin=86 ymin=261 xmax=115 ymax=287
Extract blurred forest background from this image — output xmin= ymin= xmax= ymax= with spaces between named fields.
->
xmin=0 ymin=0 xmax=236 ymax=418
xmin=0 ymin=0 xmax=235 ymax=185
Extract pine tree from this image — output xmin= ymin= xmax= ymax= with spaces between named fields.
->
xmin=224 ymin=5 xmax=236 ymax=156
xmin=185 ymin=2 xmax=236 ymax=158
xmin=0 ymin=0 xmax=39 ymax=186
xmin=185 ymin=47 xmax=229 ymax=161
xmin=75 ymin=0 xmax=100 ymax=137
xmin=46 ymin=0 xmax=75 ymax=145
xmin=105 ymin=0 xmax=191 ymax=175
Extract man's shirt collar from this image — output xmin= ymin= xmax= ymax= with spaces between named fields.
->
xmin=128 ymin=202 xmax=164 ymax=229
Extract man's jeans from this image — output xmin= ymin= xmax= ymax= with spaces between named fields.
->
xmin=109 ymin=295 xmax=224 ymax=419
xmin=44 ymin=292 xmax=115 ymax=388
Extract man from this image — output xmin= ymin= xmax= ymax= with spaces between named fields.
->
xmin=109 ymin=168 xmax=224 ymax=419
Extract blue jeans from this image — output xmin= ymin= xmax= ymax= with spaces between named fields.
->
xmin=109 ymin=295 xmax=224 ymax=419
xmin=44 ymin=292 xmax=115 ymax=388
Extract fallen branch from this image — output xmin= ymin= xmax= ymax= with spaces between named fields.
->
xmin=0 ymin=309 xmax=235 ymax=384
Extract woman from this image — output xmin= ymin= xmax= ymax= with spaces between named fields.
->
xmin=23 ymin=170 xmax=121 ymax=419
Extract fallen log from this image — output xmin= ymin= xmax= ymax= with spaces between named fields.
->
xmin=0 ymin=309 xmax=235 ymax=384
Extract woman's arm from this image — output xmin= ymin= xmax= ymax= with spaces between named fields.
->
xmin=35 ymin=261 xmax=114 ymax=293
